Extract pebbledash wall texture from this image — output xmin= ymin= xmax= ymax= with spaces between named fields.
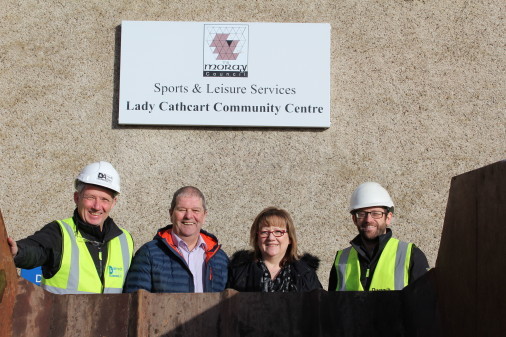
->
xmin=1 ymin=1 xmax=504 ymax=288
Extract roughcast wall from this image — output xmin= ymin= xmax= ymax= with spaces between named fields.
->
xmin=1 ymin=0 xmax=504 ymax=287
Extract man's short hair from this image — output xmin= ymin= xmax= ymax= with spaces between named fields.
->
xmin=170 ymin=186 xmax=207 ymax=211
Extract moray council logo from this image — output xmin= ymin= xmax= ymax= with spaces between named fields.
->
xmin=203 ymin=24 xmax=249 ymax=77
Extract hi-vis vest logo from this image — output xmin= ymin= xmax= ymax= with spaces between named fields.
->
xmin=203 ymin=24 xmax=249 ymax=78
xmin=108 ymin=266 xmax=124 ymax=278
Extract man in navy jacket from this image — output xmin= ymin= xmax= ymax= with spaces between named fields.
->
xmin=123 ymin=186 xmax=228 ymax=293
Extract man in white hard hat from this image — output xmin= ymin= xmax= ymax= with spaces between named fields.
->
xmin=7 ymin=161 xmax=134 ymax=294
xmin=328 ymin=182 xmax=429 ymax=291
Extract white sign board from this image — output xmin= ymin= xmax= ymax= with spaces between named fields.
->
xmin=119 ymin=21 xmax=331 ymax=128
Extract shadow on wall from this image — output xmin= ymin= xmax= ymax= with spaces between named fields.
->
xmin=111 ymin=25 xmax=121 ymax=129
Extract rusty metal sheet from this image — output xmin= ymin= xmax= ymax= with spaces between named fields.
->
xmin=1 ymin=210 xmax=18 ymax=337
xmin=436 ymin=160 xmax=506 ymax=337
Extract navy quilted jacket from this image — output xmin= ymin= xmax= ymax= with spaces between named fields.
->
xmin=123 ymin=225 xmax=229 ymax=293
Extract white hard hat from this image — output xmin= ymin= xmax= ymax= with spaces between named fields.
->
xmin=75 ymin=161 xmax=121 ymax=194
xmin=349 ymin=182 xmax=394 ymax=213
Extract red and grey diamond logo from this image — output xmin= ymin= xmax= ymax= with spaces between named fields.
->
xmin=203 ymin=25 xmax=249 ymax=77
xmin=209 ymin=33 xmax=240 ymax=60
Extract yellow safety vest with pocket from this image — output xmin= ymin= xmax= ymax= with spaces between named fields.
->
xmin=41 ymin=217 xmax=133 ymax=294
xmin=333 ymin=238 xmax=412 ymax=291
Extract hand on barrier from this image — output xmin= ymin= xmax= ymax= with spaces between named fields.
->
xmin=7 ymin=237 xmax=18 ymax=257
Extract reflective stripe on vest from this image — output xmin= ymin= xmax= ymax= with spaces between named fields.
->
xmin=333 ymin=238 xmax=412 ymax=291
xmin=41 ymin=218 xmax=133 ymax=294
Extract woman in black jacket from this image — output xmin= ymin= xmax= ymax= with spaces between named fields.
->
xmin=227 ymin=207 xmax=322 ymax=292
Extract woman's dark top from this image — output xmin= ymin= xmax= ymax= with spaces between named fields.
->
xmin=227 ymin=250 xmax=323 ymax=292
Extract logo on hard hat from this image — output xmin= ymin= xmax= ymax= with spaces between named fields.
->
xmin=97 ymin=172 xmax=113 ymax=183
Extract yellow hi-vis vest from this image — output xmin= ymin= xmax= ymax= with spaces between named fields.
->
xmin=333 ymin=238 xmax=412 ymax=291
xmin=41 ymin=217 xmax=133 ymax=294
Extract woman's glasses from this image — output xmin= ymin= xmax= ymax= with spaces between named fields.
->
xmin=258 ymin=230 xmax=287 ymax=238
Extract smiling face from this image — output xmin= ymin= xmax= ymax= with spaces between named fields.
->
xmin=257 ymin=217 xmax=291 ymax=262
xmin=250 ymin=208 xmax=298 ymax=264
xmin=170 ymin=195 xmax=207 ymax=246
xmin=353 ymin=206 xmax=392 ymax=242
xmin=74 ymin=184 xmax=117 ymax=229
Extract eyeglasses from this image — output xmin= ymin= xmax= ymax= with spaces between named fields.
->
xmin=355 ymin=211 xmax=386 ymax=219
xmin=258 ymin=230 xmax=287 ymax=238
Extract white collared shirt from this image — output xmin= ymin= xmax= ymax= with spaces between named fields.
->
xmin=171 ymin=232 xmax=207 ymax=293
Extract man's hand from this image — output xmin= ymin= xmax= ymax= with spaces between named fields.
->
xmin=7 ymin=237 xmax=18 ymax=257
